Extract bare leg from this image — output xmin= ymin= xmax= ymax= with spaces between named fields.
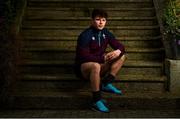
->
xmin=81 ymin=62 xmax=109 ymax=112
xmin=81 ymin=62 xmax=101 ymax=91
xmin=99 ymin=55 xmax=126 ymax=95
xmin=110 ymin=54 xmax=126 ymax=76
xmin=80 ymin=55 xmax=126 ymax=91
xmin=100 ymin=54 xmax=126 ymax=77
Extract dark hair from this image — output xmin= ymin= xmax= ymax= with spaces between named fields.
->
xmin=91 ymin=9 xmax=108 ymax=19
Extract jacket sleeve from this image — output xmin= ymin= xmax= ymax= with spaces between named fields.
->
xmin=108 ymin=33 xmax=125 ymax=57
xmin=76 ymin=34 xmax=104 ymax=63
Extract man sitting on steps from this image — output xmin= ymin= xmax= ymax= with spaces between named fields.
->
xmin=74 ymin=8 xmax=126 ymax=113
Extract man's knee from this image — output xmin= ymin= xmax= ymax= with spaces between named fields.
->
xmin=111 ymin=54 xmax=126 ymax=67
xmin=113 ymin=54 xmax=126 ymax=63
xmin=119 ymin=54 xmax=126 ymax=62
xmin=91 ymin=62 xmax=101 ymax=71
xmin=81 ymin=62 xmax=101 ymax=72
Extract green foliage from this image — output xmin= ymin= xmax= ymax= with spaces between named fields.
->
xmin=163 ymin=0 xmax=180 ymax=34
xmin=176 ymin=0 xmax=180 ymax=30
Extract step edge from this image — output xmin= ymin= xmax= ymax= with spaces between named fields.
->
xmin=25 ymin=16 xmax=156 ymax=20
xmin=23 ymin=36 xmax=162 ymax=41
xmin=22 ymin=25 xmax=159 ymax=30
xmin=28 ymin=0 xmax=152 ymax=3
xmin=20 ymin=74 xmax=166 ymax=82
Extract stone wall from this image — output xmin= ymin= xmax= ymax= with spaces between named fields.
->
xmin=0 ymin=0 xmax=26 ymax=107
xmin=165 ymin=59 xmax=180 ymax=95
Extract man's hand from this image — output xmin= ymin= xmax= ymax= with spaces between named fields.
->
xmin=104 ymin=49 xmax=121 ymax=63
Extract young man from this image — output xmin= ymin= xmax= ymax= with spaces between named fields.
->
xmin=75 ymin=9 xmax=126 ymax=113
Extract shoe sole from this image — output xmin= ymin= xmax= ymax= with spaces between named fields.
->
xmin=90 ymin=106 xmax=110 ymax=113
xmin=101 ymin=90 xmax=123 ymax=95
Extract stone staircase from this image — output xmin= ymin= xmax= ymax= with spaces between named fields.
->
xmin=9 ymin=0 xmax=171 ymax=109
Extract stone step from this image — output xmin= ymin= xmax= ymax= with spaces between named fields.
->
xmin=28 ymin=0 xmax=152 ymax=2
xmin=19 ymin=73 xmax=165 ymax=82
xmin=23 ymin=17 xmax=157 ymax=26
xmin=27 ymin=7 xmax=155 ymax=11
xmin=24 ymin=20 xmax=157 ymax=27
xmin=22 ymin=25 xmax=160 ymax=37
xmin=18 ymin=60 xmax=164 ymax=81
xmin=22 ymin=24 xmax=159 ymax=29
xmin=21 ymin=44 xmax=163 ymax=52
xmin=23 ymin=36 xmax=162 ymax=41
xmin=25 ymin=7 xmax=155 ymax=18
xmin=27 ymin=0 xmax=153 ymax=8
xmin=12 ymin=80 xmax=166 ymax=98
xmin=20 ymin=65 xmax=163 ymax=76
xmin=28 ymin=0 xmax=152 ymax=3
xmin=25 ymin=16 xmax=157 ymax=21
xmin=8 ymin=91 xmax=179 ymax=110
xmin=21 ymin=49 xmax=164 ymax=61
xmin=21 ymin=39 xmax=163 ymax=49
xmin=20 ymin=59 xmax=163 ymax=67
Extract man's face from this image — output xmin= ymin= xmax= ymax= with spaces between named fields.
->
xmin=92 ymin=16 xmax=107 ymax=30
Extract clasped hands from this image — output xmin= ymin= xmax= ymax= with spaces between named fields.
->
xmin=104 ymin=49 xmax=121 ymax=63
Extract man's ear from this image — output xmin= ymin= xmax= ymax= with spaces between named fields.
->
xmin=91 ymin=19 xmax=94 ymax=25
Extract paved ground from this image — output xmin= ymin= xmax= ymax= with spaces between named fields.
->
xmin=0 ymin=109 xmax=180 ymax=118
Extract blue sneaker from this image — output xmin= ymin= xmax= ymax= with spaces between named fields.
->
xmin=91 ymin=100 xmax=109 ymax=113
xmin=101 ymin=83 xmax=122 ymax=95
